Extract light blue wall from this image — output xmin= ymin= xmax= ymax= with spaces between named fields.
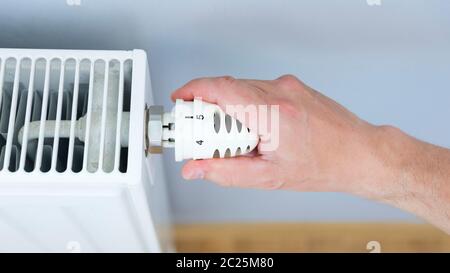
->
xmin=1 ymin=0 xmax=449 ymax=223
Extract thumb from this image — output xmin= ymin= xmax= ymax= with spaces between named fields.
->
xmin=182 ymin=157 xmax=282 ymax=190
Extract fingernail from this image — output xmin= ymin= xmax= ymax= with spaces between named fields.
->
xmin=183 ymin=169 xmax=204 ymax=180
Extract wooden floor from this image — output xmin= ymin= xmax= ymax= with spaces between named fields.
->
xmin=174 ymin=223 xmax=450 ymax=253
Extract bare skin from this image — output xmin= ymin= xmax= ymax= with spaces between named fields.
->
xmin=171 ymin=75 xmax=450 ymax=234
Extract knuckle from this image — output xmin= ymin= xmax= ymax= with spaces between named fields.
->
xmin=258 ymin=164 xmax=284 ymax=190
xmin=276 ymin=74 xmax=303 ymax=89
xmin=215 ymin=76 xmax=236 ymax=86
xmin=207 ymin=161 xmax=238 ymax=188
xmin=261 ymin=178 xmax=285 ymax=190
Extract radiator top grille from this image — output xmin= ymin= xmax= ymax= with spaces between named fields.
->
xmin=0 ymin=51 xmax=133 ymax=174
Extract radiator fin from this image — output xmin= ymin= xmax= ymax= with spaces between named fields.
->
xmin=0 ymin=55 xmax=132 ymax=173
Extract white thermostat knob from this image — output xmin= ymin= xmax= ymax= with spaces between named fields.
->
xmin=146 ymin=99 xmax=259 ymax=161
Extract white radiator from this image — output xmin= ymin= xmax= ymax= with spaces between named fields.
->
xmin=0 ymin=48 xmax=173 ymax=252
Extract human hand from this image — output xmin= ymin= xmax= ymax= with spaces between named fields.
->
xmin=171 ymin=75 xmax=390 ymax=196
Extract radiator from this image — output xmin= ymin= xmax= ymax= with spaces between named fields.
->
xmin=0 ymin=48 xmax=173 ymax=252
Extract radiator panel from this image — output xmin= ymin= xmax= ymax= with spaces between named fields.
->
xmin=0 ymin=52 xmax=132 ymax=173
xmin=0 ymin=49 xmax=173 ymax=253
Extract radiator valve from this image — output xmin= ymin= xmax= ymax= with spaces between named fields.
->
xmin=145 ymin=99 xmax=259 ymax=161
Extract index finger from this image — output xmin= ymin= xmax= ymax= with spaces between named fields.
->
xmin=171 ymin=76 xmax=265 ymax=109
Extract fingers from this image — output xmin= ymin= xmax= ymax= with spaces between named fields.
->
xmin=171 ymin=77 xmax=272 ymax=135
xmin=171 ymin=76 xmax=266 ymax=108
xmin=182 ymin=157 xmax=283 ymax=190
xmin=174 ymin=77 xmax=283 ymax=190
xmin=171 ymin=77 xmax=223 ymax=104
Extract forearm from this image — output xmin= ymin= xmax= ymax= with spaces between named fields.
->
xmin=363 ymin=126 xmax=450 ymax=233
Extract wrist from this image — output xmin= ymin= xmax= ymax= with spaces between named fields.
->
xmin=366 ymin=125 xmax=450 ymax=232
xmin=355 ymin=124 xmax=450 ymax=224
xmin=347 ymin=125 xmax=418 ymax=202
